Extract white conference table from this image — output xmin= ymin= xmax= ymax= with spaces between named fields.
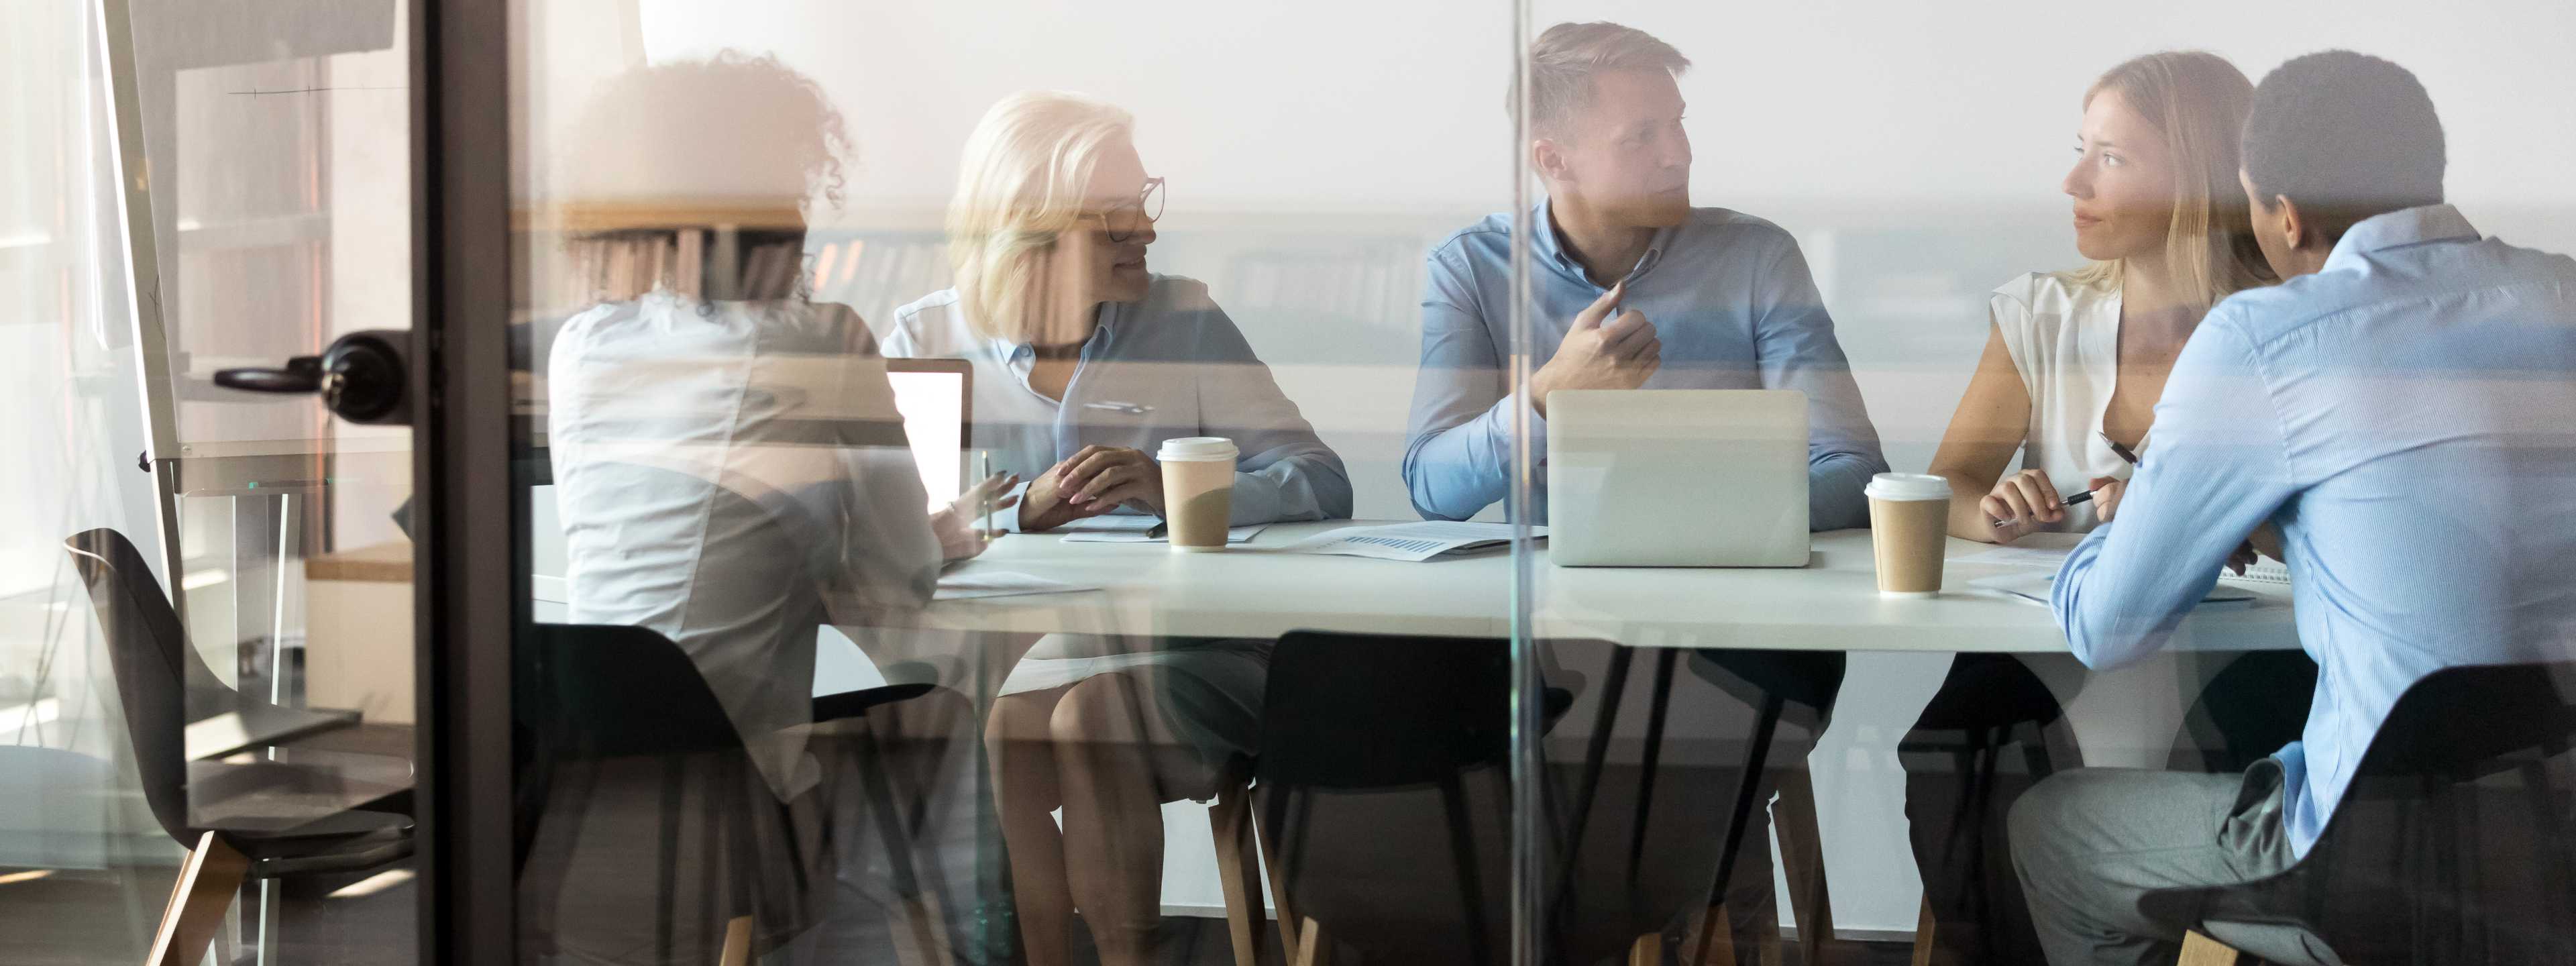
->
xmin=905 ymin=520 xmax=2300 ymax=769
xmin=914 ymin=519 xmax=2298 ymax=655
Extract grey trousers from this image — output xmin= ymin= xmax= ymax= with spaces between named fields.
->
xmin=2007 ymin=760 xmax=2342 ymax=966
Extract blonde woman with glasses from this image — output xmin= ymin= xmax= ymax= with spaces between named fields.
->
xmin=1906 ymin=52 xmax=2304 ymax=965
xmin=885 ymin=91 xmax=1349 ymax=966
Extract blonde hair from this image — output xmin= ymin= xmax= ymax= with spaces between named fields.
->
xmin=1515 ymin=21 xmax=1692 ymax=138
xmin=2070 ymin=51 xmax=2275 ymax=309
xmin=946 ymin=91 xmax=1136 ymax=341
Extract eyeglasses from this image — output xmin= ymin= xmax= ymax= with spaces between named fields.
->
xmin=1098 ymin=176 xmax=1165 ymax=244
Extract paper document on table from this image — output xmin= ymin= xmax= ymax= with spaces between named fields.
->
xmin=1062 ymin=524 xmax=1267 ymax=545
xmin=1281 ymin=521 xmax=1546 ymax=562
xmin=1968 ymin=572 xmax=2253 ymax=608
xmin=934 ymin=570 xmax=1102 ymax=600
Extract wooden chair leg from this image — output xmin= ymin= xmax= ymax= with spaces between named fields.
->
xmin=1210 ymin=782 xmax=1266 ymax=966
xmin=1293 ymin=917 xmax=1330 ymax=966
xmin=146 ymin=830 xmax=250 ymax=966
xmin=1690 ymin=904 xmax=1738 ymax=966
xmin=1252 ymin=795 xmax=1301 ymax=964
xmin=1909 ymin=896 xmax=1936 ymax=966
xmin=890 ymin=888 xmax=954 ymax=966
xmin=1774 ymin=769 xmax=1835 ymax=965
xmin=718 ymin=914 xmax=754 ymax=966
xmin=1630 ymin=931 xmax=1665 ymax=966
xmin=2177 ymin=929 xmax=2242 ymax=966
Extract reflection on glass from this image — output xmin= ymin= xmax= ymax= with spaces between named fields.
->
xmin=477 ymin=7 xmax=2576 ymax=966
xmin=530 ymin=53 xmax=997 ymax=963
xmin=886 ymin=91 xmax=1350 ymax=966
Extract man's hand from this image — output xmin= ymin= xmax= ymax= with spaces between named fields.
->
xmin=929 ymin=472 xmax=1019 ymax=560
xmin=1529 ymin=280 xmax=1660 ymax=417
xmin=1018 ymin=454 xmax=1112 ymax=531
xmin=1055 ymin=445 xmax=1167 ymax=515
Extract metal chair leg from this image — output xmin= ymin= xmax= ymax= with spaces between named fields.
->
xmin=1628 ymin=650 xmax=1682 ymax=885
xmin=1692 ymin=694 xmax=1785 ymax=966
xmin=1440 ymin=773 xmax=1494 ymax=966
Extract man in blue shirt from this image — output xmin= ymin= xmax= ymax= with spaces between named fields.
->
xmin=2012 ymin=51 xmax=2576 ymax=966
xmin=1401 ymin=25 xmax=1886 ymax=527
xmin=1401 ymin=22 xmax=1887 ymax=963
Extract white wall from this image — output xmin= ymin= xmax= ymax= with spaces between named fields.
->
xmin=577 ymin=0 xmax=2576 ymax=937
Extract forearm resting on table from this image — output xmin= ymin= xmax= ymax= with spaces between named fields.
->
xmin=1929 ymin=466 xmax=2006 ymax=542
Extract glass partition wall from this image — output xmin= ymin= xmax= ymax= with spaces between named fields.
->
xmin=487 ymin=3 xmax=2576 ymax=965
xmin=502 ymin=3 xmax=1529 ymax=965
xmin=1511 ymin=5 xmax=2576 ymax=966
xmin=17 ymin=1 xmax=2576 ymax=965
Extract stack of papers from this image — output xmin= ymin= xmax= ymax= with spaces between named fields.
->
xmin=1281 ymin=521 xmax=1545 ymax=562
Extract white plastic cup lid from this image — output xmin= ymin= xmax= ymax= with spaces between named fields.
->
xmin=1157 ymin=437 xmax=1238 ymax=462
xmin=1865 ymin=472 xmax=1953 ymax=501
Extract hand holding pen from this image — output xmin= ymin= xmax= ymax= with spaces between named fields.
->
xmin=1986 ymin=431 xmax=2146 ymax=531
xmin=1983 ymin=468 xmax=2092 ymax=532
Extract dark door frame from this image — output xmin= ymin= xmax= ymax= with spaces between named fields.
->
xmin=410 ymin=0 xmax=517 ymax=962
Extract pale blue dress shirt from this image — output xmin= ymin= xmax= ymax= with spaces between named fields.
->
xmin=885 ymin=275 xmax=1351 ymax=529
xmin=1403 ymin=199 xmax=1887 ymax=527
xmin=2052 ymin=205 xmax=2576 ymax=855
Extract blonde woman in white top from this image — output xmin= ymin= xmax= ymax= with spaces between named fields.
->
xmin=1908 ymin=51 xmax=2279 ymax=965
xmin=1930 ymin=52 xmax=2274 ymax=543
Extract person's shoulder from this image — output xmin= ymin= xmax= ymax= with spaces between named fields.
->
xmin=2204 ymin=265 xmax=2379 ymax=349
xmin=1134 ymin=274 xmax=1220 ymax=315
xmin=1429 ymin=213 xmax=1515 ymax=266
xmin=1682 ymin=207 xmax=1801 ymax=254
xmin=887 ymin=288 xmax=967 ymax=355
xmin=1994 ymin=270 xmax=2110 ymax=315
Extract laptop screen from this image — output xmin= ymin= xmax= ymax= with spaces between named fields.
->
xmin=885 ymin=365 xmax=967 ymax=510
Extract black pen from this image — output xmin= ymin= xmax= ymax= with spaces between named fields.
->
xmin=1988 ymin=435 xmax=2153 ymax=531
xmin=1990 ymin=490 xmax=2092 ymax=529
xmin=2101 ymin=431 xmax=2144 ymax=467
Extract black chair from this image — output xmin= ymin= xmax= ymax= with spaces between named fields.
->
xmin=517 ymin=621 xmax=955 ymax=966
xmin=1252 ymin=632 xmax=1785 ymax=966
xmin=68 ymin=528 xmax=414 ymax=966
xmin=1679 ymin=650 xmax=1843 ymax=966
xmin=1897 ymin=652 xmax=2071 ymax=966
xmin=2161 ymin=660 xmax=2576 ymax=965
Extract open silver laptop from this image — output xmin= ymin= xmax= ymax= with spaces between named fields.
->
xmin=1546 ymin=389 xmax=1810 ymax=567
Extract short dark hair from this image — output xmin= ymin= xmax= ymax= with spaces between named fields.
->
xmin=2240 ymin=50 xmax=2446 ymax=246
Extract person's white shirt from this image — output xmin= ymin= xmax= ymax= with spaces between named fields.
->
xmin=548 ymin=292 xmax=942 ymax=796
xmin=1990 ymin=271 xmax=2138 ymax=533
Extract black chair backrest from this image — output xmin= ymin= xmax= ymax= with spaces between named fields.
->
xmin=65 ymin=528 xmax=232 ymax=845
xmin=521 ymin=622 xmax=750 ymax=761
xmin=2184 ymin=659 xmax=2576 ymax=964
xmin=2348 ymin=661 xmax=2576 ymax=782
xmin=1254 ymin=631 xmax=1509 ymax=791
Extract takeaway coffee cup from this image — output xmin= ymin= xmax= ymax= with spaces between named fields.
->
xmin=1158 ymin=437 xmax=1238 ymax=552
xmin=1866 ymin=473 xmax=1953 ymax=597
